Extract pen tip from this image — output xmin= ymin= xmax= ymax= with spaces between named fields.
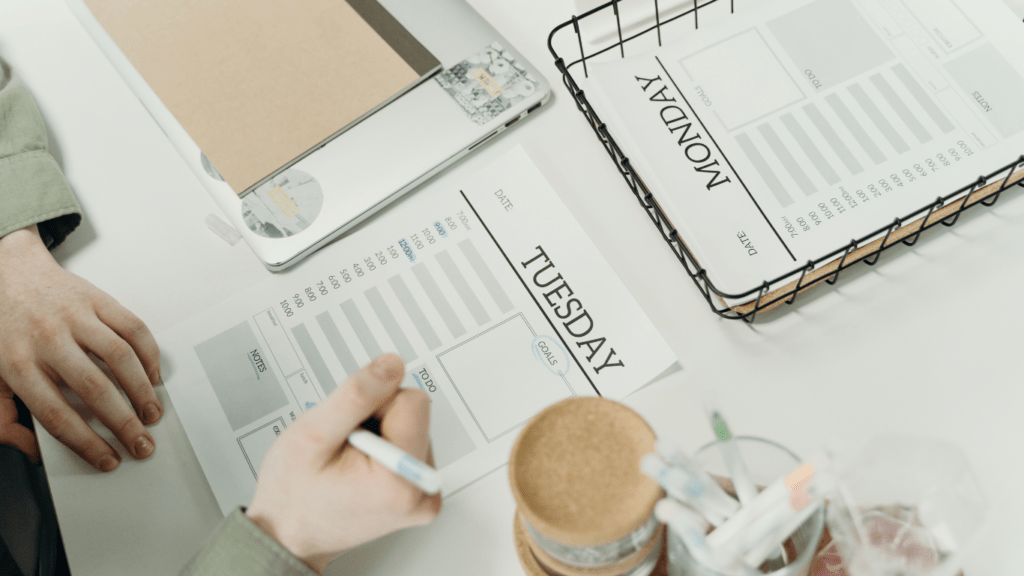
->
xmin=712 ymin=412 xmax=731 ymax=441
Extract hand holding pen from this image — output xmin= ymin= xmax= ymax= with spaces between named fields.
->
xmin=245 ymin=354 xmax=442 ymax=574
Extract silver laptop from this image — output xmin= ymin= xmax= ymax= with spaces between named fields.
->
xmin=65 ymin=0 xmax=551 ymax=270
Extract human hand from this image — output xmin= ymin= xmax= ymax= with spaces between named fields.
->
xmin=0 ymin=225 xmax=162 ymax=470
xmin=246 ymin=354 xmax=441 ymax=574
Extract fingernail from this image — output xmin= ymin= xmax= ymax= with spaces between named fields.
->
xmin=371 ymin=356 xmax=389 ymax=377
xmin=149 ymin=369 xmax=161 ymax=386
xmin=98 ymin=454 xmax=119 ymax=472
xmin=143 ymin=403 xmax=161 ymax=425
xmin=371 ymin=354 xmax=401 ymax=381
xmin=134 ymin=436 xmax=154 ymax=458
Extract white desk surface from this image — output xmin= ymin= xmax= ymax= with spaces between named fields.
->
xmin=4 ymin=0 xmax=1024 ymax=574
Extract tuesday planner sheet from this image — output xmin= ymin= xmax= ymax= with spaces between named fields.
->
xmin=159 ymin=147 xmax=677 ymax=514
xmin=592 ymin=0 xmax=1024 ymax=294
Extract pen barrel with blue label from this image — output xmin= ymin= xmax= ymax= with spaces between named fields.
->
xmin=508 ymin=397 xmax=668 ymax=576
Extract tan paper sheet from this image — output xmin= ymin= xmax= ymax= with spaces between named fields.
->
xmin=84 ymin=0 xmax=438 ymax=194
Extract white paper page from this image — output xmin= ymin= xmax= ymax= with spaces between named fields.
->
xmin=592 ymin=0 xmax=1024 ymax=295
xmin=159 ymin=146 xmax=677 ymax=514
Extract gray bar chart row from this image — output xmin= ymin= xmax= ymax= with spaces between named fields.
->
xmin=288 ymin=238 xmax=518 ymax=391
xmin=803 ymin=103 xmax=864 ymax=175
xmin=436 ymin=250 xmax=490 ymax=326
xmin=317 ymin=312 xmax=359 ymax=378
xmin=459 ymin=239 xmax=515 ymax=314
xmin=781 ymin=113 xmax=840 ymax=186
xmin=389 ymin=276 xmax=444 ymax=352
xmin=811 ymin=69 xmax=953 ymax=173
xmin=366 ymin=287 xmax=417 ymax=363
xmin=827 ymin=93 xmax=887 ymax=165
xmin=848 ymin=83 xmax=910 ymax=155
xmin=737 ymin=62 xmax=958 ymax=204
xmin=735 ymin=132 xmax=793 ymax=207
xmin=412 ymin=262 xmax=466 ymax=339
xmin=341 ymin=298 xmax=383 ymax=360
xmin=758 ymin=123 xmax=816 ymax=197
xmin=291 ymin=324 xmax=337 ymax=396
xmin=892 ymin=63 xmax=954 ymax=135
xmin=871 ymin=73 xmax=931 ymax=145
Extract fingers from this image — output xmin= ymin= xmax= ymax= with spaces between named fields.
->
xmin=47 ymin=344 xmax=154 ymax=460
xmin=94 ymin=297 xmax=161 ymax=384
xmin=377 ymin=387 xmax=440 ymax=526
xmin=0 ymin=391 xmax=39 ymax=462
xmin=410 ymin=492 xmax=443 ymax=526
xmin=15 ymin=366 xmax=120 ymax=471
xmin=378 ymin=388 xmax=431 ymax=462
xmin=302 ymin=354 xmax=405 ymax=462
xmin=78 ymin=320 xmax=162 ymax=426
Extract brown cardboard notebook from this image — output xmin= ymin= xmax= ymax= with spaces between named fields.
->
xmin=84 ymin=0 xmax=441 ymax=195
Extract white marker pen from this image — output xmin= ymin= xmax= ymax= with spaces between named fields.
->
xmin=656 ymin=499 xmax=759 ymax=576
xmin=655 ymin=439 xmax=741 ymax=518
xmin=706 ymin=458 xmax=819 ymax=548
xmin=642 ymin=454 xmax=728 ymax=526
xmin=348 ymin=430 xmax=442 ymax=494
xmin=701 ymin=400 xmax=758 ymax=506
xmin=741 ymin=499 xmax=823 ymax=568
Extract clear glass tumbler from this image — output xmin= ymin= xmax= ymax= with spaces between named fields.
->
xmin=666 ymin=436 xmax=825 ymax=576
xmin=825 ymin=435 xmax=987 ymax=576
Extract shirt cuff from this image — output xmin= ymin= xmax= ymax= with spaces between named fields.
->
xmin=178 ymin=508 xmax=318 ymax=576
xmin=0 ymin=150 xmax=81 ymax=247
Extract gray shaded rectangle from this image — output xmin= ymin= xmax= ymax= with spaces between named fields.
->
xmin=767 ymin=0 xmax=893 ymax=88
xmin=411 ymin=263 xmax=466 ymax=339
xmin=826 ymin=94 xmax=886 ymax=165
xmin=735 ymin=133 xmax=793 ymax=207
xmin=759 ymin=123 xmax=817 ymax=196
xmin=871 ymin=74 xmax=932 ymax=144
xmin=436 ymin=250 xmax=490 ymax=325
xmin=781 ymin=113 xmax=840 ymax=185
xmin=849 ymin=84 xmax=909 ymax=155
xmin=316 ymin=312 xmax=359 ymax=379
xmin=291 ymin=324 xmax=336 ymax=395
xmin=194 ymin=322 xmax=288 ymax=431
xmin=388 ymin=275 xmax=442 ymax=351
xmin=411 ymin=364 xmax=475 ymax=469
xmin=341 ymin=299 xmax=383 ymax=359
xmin=892 ymin=64 xmax=955 ymax=134
xmin=458 ymin=239 xmax=514 ymax=314
xmin=945 ymin=44 xmax=1024 ymax=139
xmin=803 ymin=104 xmax=864 ymax=175
xmin=364 ymin=287 xmax=417 ymax=363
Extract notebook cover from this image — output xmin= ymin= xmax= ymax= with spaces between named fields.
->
xmin=83 ymin=0 xmax=440 ymax=194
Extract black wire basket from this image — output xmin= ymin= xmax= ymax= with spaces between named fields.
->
xmin=548 ymin=0 xmax=1024 ymax=322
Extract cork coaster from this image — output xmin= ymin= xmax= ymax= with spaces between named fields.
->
xmin=513 ymin=512 xmax=670 ymax=576
xmin=509 ymin=398 xmax=663 ymax=548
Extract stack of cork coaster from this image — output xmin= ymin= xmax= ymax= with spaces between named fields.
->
xmin=507 ymin=398 xmax=963 ymax=576
xmin=509 ymin=398 xmax=668 ymax=576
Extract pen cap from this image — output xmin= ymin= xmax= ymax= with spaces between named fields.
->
xmin=509 ymin=397 xmax=663 ymax=548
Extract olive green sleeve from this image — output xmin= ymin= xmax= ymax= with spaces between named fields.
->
xmin=0 ymin=57 xmax=81 ymax=247
xmin=179 ymin=508 xmax=318 ymax=576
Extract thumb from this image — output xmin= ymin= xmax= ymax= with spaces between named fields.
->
xmin=0 ymin=394 xmax=39 ymax=463
xmin=0 ymin=423 xmax=39 ymax=463
xmin=301 ymin=354 xmax=404 ymax=462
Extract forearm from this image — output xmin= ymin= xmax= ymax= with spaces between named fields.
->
xmin=0 ymin=57 xmax=81 ymax=246
xmin=179 ymin=508 xmax=318 ymax=576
